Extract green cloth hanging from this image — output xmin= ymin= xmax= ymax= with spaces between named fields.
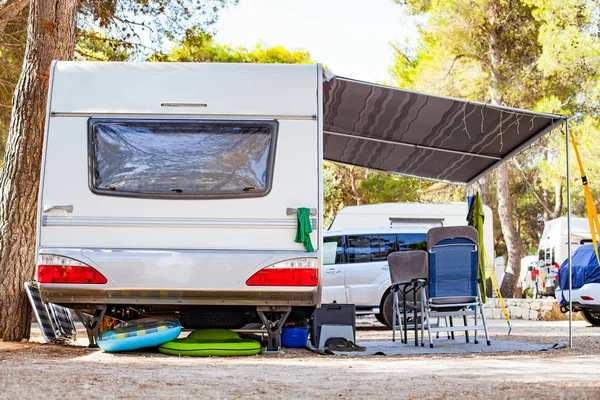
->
xmin=294 ymin=208 xmax=314 ymax=252
xmin=467 ymin=192 xmax=487 ymax=303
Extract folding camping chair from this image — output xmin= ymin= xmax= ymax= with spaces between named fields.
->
xmin=422 ymin=226 xmax=490 ymax=348
xmin=388 ymin=251 xmax=428 ymax=345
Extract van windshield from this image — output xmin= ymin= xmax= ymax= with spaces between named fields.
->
xmin=89 ymin=119 xmax=277 ymax=198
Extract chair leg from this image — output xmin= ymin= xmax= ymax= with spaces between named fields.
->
xmin=392 ymin=289 xmax=397 ymax=342
xmin=449 ymin=316 xmax=455 ymax=340
xmin=436 ymin=317 xmax=440 ymax=339
xmin=413 ymin=284 xmax=419 ymax=347
xmin=479 ymin=299 xmax=491 ymax=346
xmin=420 ymin=287 xmax=426 ymax=347
xmin=402 ymin=285 xmax=410 ymax=344
xmin=463 ymin=314 xmax=470 ymax=343
xmin=474 ymin=303 xmax=479 ymax=344
xmin=424 ymin=300 xmax=433 ymax=348
xmin=445 ymin=317 xmax=450 ymax=339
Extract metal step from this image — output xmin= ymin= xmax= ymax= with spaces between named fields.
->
xmin=24 ymin=282 xmax=76 ymax=344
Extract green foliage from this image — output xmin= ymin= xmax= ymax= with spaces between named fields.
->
xmin=159 ymin=28 xmax=313 ymax=64
xmin=77 ymin=0 xmax=237 ymax=58
xmin=75 ymin=31 xmax=131 ymax=61
xmin=359 ymin=173 xmax=424 ymax=204
xmin=391 ymin=0 xmax=600 ymax=263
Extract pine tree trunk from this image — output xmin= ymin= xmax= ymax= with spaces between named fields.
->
xmin=496 ymin=162 xmax=522 ymax=297
xmin=552 ymin=180 xmax=563 ymax=219
xmin=349 ymin=166 xmax=362 ymax=205
xmin=0 ymin=0 xmax=77 ymax=341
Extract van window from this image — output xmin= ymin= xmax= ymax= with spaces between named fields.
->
xmin=379 ymin=234 xmax=398 ymax=259
xmin=347 ymin=235 xmax=380 ymax=263
xmin=89 ymin=119 xmax=277 ymax=198
xmin=397 ymin=233 xmax=427 ymax=251
xmin=323 ymin=236 xmax=345 ymax=265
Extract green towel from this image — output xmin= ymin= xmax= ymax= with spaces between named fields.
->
xmin=294 ymin=208 xmax=314 ymax=252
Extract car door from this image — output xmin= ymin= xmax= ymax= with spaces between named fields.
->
xmin=321 ymin=235 xmax=347 ymax=304
xmin=344 ymin=234 xmax=393 ymax=307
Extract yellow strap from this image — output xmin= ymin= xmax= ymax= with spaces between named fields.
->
xmin=570 ymin=130 xmax=600 ymax=263
xmin=485 ymin=252 xmax=511 ymax=322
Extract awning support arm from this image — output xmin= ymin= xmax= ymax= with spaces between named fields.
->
xmin=566 ymin=118 xmax=573 ymax=349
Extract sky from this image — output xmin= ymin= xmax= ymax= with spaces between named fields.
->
xmin=213 ymin=0 xmax=420 ymax=83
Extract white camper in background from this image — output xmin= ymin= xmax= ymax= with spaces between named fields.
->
xmin=35 ymin=62 xmax=322 ymax=348
xmin=322 ymin=202 xmax=493 ymax=326
xmin=536 ymin=216 xmax=592 ymax=296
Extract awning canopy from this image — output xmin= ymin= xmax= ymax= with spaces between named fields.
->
xmin=323 ymin=76 xmax=566 ymax=185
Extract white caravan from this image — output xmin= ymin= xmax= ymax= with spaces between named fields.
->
xmin=35 ymin=62 xmax=323 ymax=347
xmin=322 ymin=203 xmax=493 ymax=326
xmin=536 ymin=216 xmax=592 ymax=296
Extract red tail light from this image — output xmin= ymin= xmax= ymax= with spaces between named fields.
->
xmin=246 ymin=258 xmax=318 ymax=287
xmin=246 ymin=268 xmax=318 ymax=286
xmin=38 ymin=265 xmax=107 ymax=284
xmin=581 ymin=296 xmax=595 ymax=301
xmin=37 ymin=255 xmax=107 ymax=284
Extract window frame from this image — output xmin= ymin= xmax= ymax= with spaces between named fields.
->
xmin=323 ymin=235 xmax=346 ymax=265
xmin=87 ymin=118 xmax=279 ymax=199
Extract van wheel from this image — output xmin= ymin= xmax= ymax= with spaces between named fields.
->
xmin=377 ymin=292 xmax=394 ymax=329
xmin=582 ymin=310 xmax=600 ymax=326
xmin=375 ymin=312 xmax=388 ymax=327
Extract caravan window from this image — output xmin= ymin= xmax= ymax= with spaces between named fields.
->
xmin=88 ymin=119 xmax=278 ymax=198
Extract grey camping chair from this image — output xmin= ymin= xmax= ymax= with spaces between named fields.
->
xmin=387 ymin=250 xmax=429 ymax=345
xmin=422 ymin=226 xmax=490 ymax=348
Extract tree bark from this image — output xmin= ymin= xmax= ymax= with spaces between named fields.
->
xmin=349 ymin=166 xmax=362 ymax=205
xmin=552 ymin=180 xmax=563 ymax=219
xmin=0 ymin=0 xmax=77 ymax=341
xmin=496 ymin=162 xmax=522 ymax=297
xmin=477 ymin=174 xmax=491 ymax=207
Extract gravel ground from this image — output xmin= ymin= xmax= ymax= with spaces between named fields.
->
xmin=1 ymin=317 xmax=600 ymax=399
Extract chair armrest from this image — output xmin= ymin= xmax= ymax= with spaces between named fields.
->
xmin=391 ymin=278 xmax=428 ymax=292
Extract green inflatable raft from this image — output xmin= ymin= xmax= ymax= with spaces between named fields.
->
xmin=158 ymin=329 xmax=262 ymax=357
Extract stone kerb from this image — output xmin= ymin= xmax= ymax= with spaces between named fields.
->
xmin=483 ymin=297 xmax=580 ymax=321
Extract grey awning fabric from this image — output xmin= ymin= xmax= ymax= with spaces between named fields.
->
xmin=323 ymin=76 xmax=565 ymax=185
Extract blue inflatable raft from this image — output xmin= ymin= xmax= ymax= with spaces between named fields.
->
xmin=98 ymin=318 xmax=182 ymax=352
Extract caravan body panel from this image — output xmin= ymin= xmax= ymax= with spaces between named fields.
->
xmin=37 ymin=62 xmax=322 ymax=308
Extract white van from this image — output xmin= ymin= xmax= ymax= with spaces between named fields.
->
xmin=35 ymin=62 xmax=322 ymax=347
xmin=322 ymin=203 xmax=493 ymax=326
xmin=536 ymin=216 xmax=592 ymax=297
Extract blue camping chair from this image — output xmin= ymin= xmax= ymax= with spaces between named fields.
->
xmin=422 ymin=226 xmax=490 ymax=348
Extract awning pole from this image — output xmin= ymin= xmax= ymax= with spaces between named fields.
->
xmin=566 ymin=118 xmax=573 ymax=349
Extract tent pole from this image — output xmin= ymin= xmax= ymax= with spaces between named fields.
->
xmin=566 ymin=118 xmax=573 ymax=349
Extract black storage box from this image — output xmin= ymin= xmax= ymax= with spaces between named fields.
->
xmin=311 ymin=303 xmax=356 ymax=346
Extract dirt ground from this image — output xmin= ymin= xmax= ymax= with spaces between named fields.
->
xmin=1 ymin=318 xmax=600 ymax=399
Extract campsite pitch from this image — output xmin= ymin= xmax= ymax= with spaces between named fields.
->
xmin=1 ymin=318 xmax=599 ymax=399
